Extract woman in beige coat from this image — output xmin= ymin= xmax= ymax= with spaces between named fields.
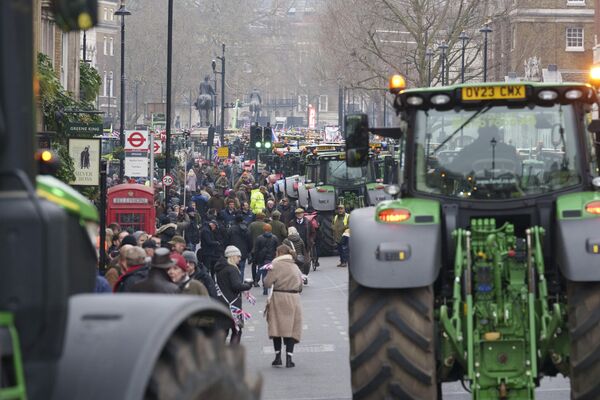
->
xmin=263 ymin=245 xmax=304 ymax=368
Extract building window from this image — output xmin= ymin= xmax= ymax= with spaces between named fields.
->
xmin=103 ymin=36 xmax=108 ymax=55
xmin=567 ymin=0 xmax=585 ymax=6
xmin=110 ymin=9 xmax=114 ymax=20
xmin=109 ymin=72 xmax=114 ymax=97
xmin=103 ymin=71 xmax=107 ymax=97
xmin=103 ymin=7 xmax=108 ymax=21
xmin=109 ymin=37 xmax=114 ymax=56
xmin=297 ymin=95 xmax=308 ymax=112
xmin=319 ymin=95 xmax=328 ymax=112
xmin=566 ymin=27 xmax=584 ymax=51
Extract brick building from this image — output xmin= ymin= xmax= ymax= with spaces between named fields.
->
xmin=490 ymin=0 xmax=595 ymax=82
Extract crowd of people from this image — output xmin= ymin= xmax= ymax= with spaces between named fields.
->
xmin=95 ymin=162 xmax=351 ymax=368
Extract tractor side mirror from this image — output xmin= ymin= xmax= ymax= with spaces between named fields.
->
xmin=51 ymin=0 xmax=98 ymax=32
xmin=345 ymin=114 xmax=370 ymax=167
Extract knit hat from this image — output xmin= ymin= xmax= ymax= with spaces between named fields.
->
xmin=287 ymin=226 xmax=299 ymax=236
xmin=182 ymin=250 xmax=198 ymax=265
xmin=224 ymin=245 xmax=242 ymax=257
xmin=272 ymin=210 xmax=281 ymax=218
xmin=170 ymin=253 xmax=188 ymax=272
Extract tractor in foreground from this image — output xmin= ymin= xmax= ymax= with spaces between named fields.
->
xmin=346 ymin=76 xmax=600 ymax=399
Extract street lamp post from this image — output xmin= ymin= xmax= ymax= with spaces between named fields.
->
xmin=459 ymin=31 xmax=470 ymax=83
xmin=438 ymin=42 xmax=448 ymax=86
xmin=217 ymin=44 xmax=225 ymax=145
xmin=115 ymin=3 xmax=131 ymax=182
xmin=480 ymin=23 xmax=493 ymax=82
xmin=211 ymin=59 xmax=218 ymax=133
xmin=165 ymin=0 xmax=174 ymax=207
xmin=426 ymin=48 xmax=434 ymax=87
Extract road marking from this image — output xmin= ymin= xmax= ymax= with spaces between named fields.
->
xmin=339 ymin=331 xmax=347 ymax=336
xmin=262 ymin=344 xmax=335 ymax=354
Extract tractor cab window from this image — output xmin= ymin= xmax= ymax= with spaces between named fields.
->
xmin=414 ymin=104 xmax=582 ymax=199
xmin=322 ymin=159 xmax=367 ymax=186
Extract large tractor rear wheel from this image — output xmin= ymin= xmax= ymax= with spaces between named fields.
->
xmin=317 ymin=212 xmax=337 ymax=257
xmin=349 ymin=276 xmax=437 ymax=399
xmin=568 ymin=281 xmax=600 ymax=400
xmin=145 ymin=324 xmax=261 ymax=400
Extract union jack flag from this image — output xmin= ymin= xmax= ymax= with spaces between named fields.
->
xmin=244 ymin=291 xmax=257 ymax=305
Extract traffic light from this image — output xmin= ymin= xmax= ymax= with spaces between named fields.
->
xmin=263 ymin=125 xmax=273 ymax=150
xmin=251 ymin=124 xmax=262 ymax=149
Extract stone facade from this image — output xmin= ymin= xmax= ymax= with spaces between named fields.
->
xmin=491 ymin=0 xmax=595 ymax=82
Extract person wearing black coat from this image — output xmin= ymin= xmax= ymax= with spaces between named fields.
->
xmin=199 ymin=220 xmax=221 ymax=278
xmin=226 ymin=215 xmax=253 ymax=280
xmin=253 ymin=224 xmax=280 ymax=294
xmin=214 ymin=247 xmax=252 ymax=344
xmin=130 ymin=248 xmax=181 ymax=294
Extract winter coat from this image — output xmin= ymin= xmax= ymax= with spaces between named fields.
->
xmin=248 ymin=221 xmax=268 ymax=246
xmin=277 ymin=204 xmax=293 ymax=226
xmin=200 ymin=225 xmax=221 ymax=259
xmin=180 ymin=276 xmax=209 ymax=296
xmin=270 ymin=219 xmax=288 ymax=242
xmin=186 ymin=174 xmax=197 ymax=192
xmin=240 ymin=209 xmax=255 ymax=225
xmin=192 ymin=264 xmax=218 ymax=298
xmin=250 ymin=189 xmax=266 ymax=214
xmin=215 ymin=176 xmax=229 ymax=193
xmin=264 ymin=254 xmax=303 ymax=342
xmin=332 ymin=213 xmax=350 ymax=244
xmin=226 ymin=222 xmax=253 ymax=260
xmin=283 ymin=234 xmax=308 ymax=274
xmin=207 ymin=195 xmax=225 ymax=212
xmin=113 ymin=264 xmax=149 ymax=292
xmin=130 ymin=269 xmax=181 ymax=294
xmin=184 ymin=219 xmax=201 ymax=245
xmin=214 ymin=258 xmax=252 ymax=311
xmin=254 ymin=233 xmax=280 ymax=266
xmin=219 ymin=208 xmax=238 ymax=228
xmin=288 ymin=217 xmax=315 ymax=247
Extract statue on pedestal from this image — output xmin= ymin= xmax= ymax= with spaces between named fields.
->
xmin=249 ymin=88 xmax=262 ymax=122
xmin=194 ymin=75 xmax=215 ymax=127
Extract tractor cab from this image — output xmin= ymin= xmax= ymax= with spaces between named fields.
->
xmin=344 ymin=78 xmax=600 ymax=399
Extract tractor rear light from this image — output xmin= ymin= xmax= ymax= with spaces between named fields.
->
xmin=585 ymin=201 xmax=600 ymax=214
xmin=375 ymin=185 xmax=385 ymax=190
xmin=317 ymin=188 xmax=328 ymax=193
xmin=378 ymin=208 xmax=411 ymax=223
xmin=565 ymin=89 xmax=583 ymax=100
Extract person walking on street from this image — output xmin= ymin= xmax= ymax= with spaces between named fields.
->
xmin=270 ymin=210 xmax=288 ymax=242
xmin=248 ymin=212 xmax=268 ymax=286
xmin=168 ymin=253 xmax=209 ymax=295
xmin=288 ymin=208 xmax=316 ymax=266
xmin=332 ymin=204 xmax=350 ymax=267
xmin=339 ymin=229 xmax=350 ymax=268
xmin=277 ymin=198 xmax=293 ymax=226
xmin=283 ymin=226 xmax=309 ymax=279
xmin=226 ymin=215 xmax=253 ymax=280
xmin=199 ymin=220 xmax=222 ymax=278
xmin=183 ymin=250 xmax=217 ymax=297
xmin=130 ymin=248 xmax=181 ymax=294
xmin=214 ymin=246 xmax=253 ymax=344
xmin=264 ymin=245 xmax=304 ymax=368
xmin=254 ymin=224 xmax=280 ymax=295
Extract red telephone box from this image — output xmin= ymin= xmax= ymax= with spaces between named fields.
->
xmin=107 ymin=184 xmax=156 ymax=234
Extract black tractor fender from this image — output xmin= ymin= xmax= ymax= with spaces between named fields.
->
xmin=51 ymin=294 xmax=233 ymax=400
xmin=556 ymin=219 xmax=600 ymax=281
xmin=349 ymin=207 xmax=442 ymax=288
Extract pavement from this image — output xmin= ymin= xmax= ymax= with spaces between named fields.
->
xmin=242 ymin=256 xmax=571 ymax=400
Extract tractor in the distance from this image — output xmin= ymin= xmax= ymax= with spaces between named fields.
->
xmin=345 ymin=75 xmax=600 ymax=399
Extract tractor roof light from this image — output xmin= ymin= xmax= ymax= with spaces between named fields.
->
xmin=538 ymin=90 xmax=558 ymax=101
xmin=590 ymin=66 xmax=600 ymax=87
xmin=389 ymin=74 xmax=406 ymax=94
xmin=585 ymin=201 xmax=600 ymax=215
xmin=565 ymin=89 xmax=583 ymax=100
xmin=406 ymin=96 xmax=424 ymax=106
xmin=430 ymin=94 xmax=451 ymax=106
xmin=378 ymin=208 xmax=411 ymax=223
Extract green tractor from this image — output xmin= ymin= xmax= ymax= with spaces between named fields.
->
xmin=0 ymin=2 xmax=259 ymax=399
xmin=345 ymin=79 xmax=600 ymax=399
xmin=297 ymin=151 xmax=392 ymax=255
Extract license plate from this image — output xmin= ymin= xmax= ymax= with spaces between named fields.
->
xmin=462 ymin=85 xmax=526 ymax=101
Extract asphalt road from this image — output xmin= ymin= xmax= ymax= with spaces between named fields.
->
xmin=242 ymin=256 xmax=571 ymax=400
